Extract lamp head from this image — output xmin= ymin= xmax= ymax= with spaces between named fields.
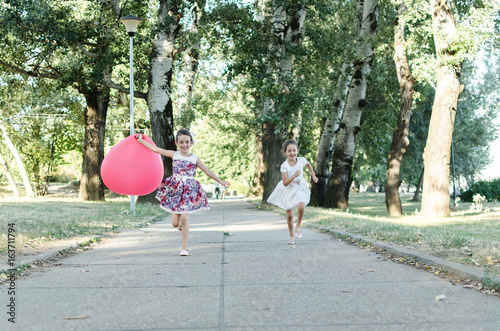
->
xmin=119 ymin=15 xmax=142 ymax=37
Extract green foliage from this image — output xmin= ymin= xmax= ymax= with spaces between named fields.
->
xmin=460 ymin=178 xmax=500 ymax=202
xmin=452 ymin=45 xmax=500 ymax=186
xmin=0 ymin=77 xmax=83 ymax=192
xmin=205 ymin=0 xmax=356 ymax=136
xmin=1 ymin=0 xmax=500 ymax=204
xmin=187 ymin=72 xmax=257 ymax=186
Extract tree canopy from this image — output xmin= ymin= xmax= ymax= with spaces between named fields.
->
xmin=0 ymin=0 xmax=499 ymax=218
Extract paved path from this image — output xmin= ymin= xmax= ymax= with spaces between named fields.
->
xmin=1 ymin=199 xmax=499 ymax=330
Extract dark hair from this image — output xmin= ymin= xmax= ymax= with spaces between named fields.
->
xmin=283 ymin=139 xmax=298 ymax=151
xmin=176 ymin=129 xmax=193 ymax=142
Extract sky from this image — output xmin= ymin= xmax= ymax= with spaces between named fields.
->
xmin=480 ymin=134 xmax=500 ymax=180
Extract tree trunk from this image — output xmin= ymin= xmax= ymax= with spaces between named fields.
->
xmin=251 ymin=126 xmax=264 ymax=197
xmin=412 ymin=167 xmax=424 ymax=202
xmin=0 ymin=120 xmax=35 ymax=198
xmin=138 ymin=0 xmax=180 ymax=204
xmin=43 ymin=137 xmax=56 ymax=195
xmin=79 ymin=87 xmax=109 ymax=201
xmin=261 ymin=123 xmax=285 ymax=203
xmin=258 ymin=3 xmax=307 ymax=205
xmin=178 ymin=47 xmax=198 ymax=130
xmin=325 ymin=0 xmax=378 ymax=209
xmin=421 ymin=0 xmax=462 ymax=218
xmin=385 ymin=2 xmax=415 ymax=216
xmin=178 ymin=4 xmax=200 ymax=130
xmin=32 ymin=159 xmax=42 ymax=196
xmin=0 ymin=152 xmax=20 ymax=198
xmin=311 ymin=62 xmax=352 ymax=206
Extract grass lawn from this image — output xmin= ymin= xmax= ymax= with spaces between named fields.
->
xmin=266 ymin=192 xmax=500 ymax=281
xmin=0 ymin=183 xmax=163 ymax=259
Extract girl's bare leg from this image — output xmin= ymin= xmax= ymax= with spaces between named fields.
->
xmin=171 ymin=214 xmax=181 ymax=228
xmin=180 ymin=214 xmax=190 ymax=251
xmin=295 ymin=203 xmax=305 ymax=235
xmin=286 ymin=209 xmax=294 ymax=239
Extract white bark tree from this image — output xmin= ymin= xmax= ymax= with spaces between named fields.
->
xmin=311 ymin=62 xmax=352 ymax=206
xmin=254 ymin=1 xmax=307 ymax=203
xmin=177 ymin=2 xmax=201 ymax=130
xmin=0 ymin=152 xmax=20 ymax=198
xmin=0 ymin=120 xmax=35 ymax=198
xmin=325 ymin=0 xmax=378 ymax=209
xmin=135 ymin=0 xmax=182 ymax=203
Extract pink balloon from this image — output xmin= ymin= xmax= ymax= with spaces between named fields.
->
xmin=101 ymin=134 xmax=164 ymax=196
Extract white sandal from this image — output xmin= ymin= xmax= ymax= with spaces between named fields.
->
xmin=180 ymin=250 xmax=189 ymax=256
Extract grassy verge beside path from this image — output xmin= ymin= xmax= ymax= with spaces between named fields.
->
xmin=0 ymin=186 xmax=163 ymax=256
xmin=265 ymin=193 xmax=500 ymax=281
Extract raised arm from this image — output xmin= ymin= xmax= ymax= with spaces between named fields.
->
xmin=135 ymin=134 xmax=175 ymax=158
xmin=196 ymin=158 xmax=230 ymax=188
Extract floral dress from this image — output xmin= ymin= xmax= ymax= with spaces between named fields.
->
xmin=267 ymin=157 xmax=311 ymax=210
xmin=156 ymin=151 xmax=209 ymax=214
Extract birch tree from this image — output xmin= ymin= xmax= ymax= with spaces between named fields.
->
xmin=0 ymin=120 xmax=35 ymax=198
xmin=325 ymin=0 xmax=378 ymax=209
xmin=178 ymin=2 xmax=202 ymax=130
xmin=139 ymin=1 xmax=203 ymax=203
xmin=262 ymin=2 xmax=307 ymax=203
xmin=133 ymin=0 xmax=183 ymax=203
xmin=311 ymin=63 xmax=352 ymax=206
xmin=310 ymin=0 xmax=359 ymax=206
xmin=0 ymin=152 xmax=20 ymax=198
xmin=238 ymin=0 xmax=307 ymax=202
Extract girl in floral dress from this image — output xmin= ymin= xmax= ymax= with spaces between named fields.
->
xmin=136 ymin=129 xmax=230 ymax=256
xmin=267 ymin=139 xmax=318 ymax=244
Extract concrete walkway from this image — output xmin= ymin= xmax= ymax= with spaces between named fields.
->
xmin=1 ymin=199 xmax=499 ymax=330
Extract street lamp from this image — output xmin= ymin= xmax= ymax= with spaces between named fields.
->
xmin=120 ymin=14 xmax=142 ymax=213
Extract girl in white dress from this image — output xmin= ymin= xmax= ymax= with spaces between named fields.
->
xmin=267 ymin=140 xmax=318 ymax=244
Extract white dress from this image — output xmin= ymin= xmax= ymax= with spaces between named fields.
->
xmin=267 ymin=157 xmax=311 ymax=210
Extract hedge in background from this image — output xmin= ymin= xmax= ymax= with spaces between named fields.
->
xmin=460 ymin=178 xmax=500 ymax=202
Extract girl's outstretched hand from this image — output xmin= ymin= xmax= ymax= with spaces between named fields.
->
xmin=312 ymin=175 xmax=319 ymax=183
xmin=221 ymin=181 xmax=230 ymax=188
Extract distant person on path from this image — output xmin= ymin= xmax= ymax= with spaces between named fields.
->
xmin=215 ymin=182 xmax=220 ymax=199
xmin=136 ymin=129 xmax=230 ymax=256
xmin=267 ymin=139 xmax=318 ymax=244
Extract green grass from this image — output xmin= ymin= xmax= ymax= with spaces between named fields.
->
xmin=0 ymin=193 xmax=163 ymax=254
xmin=265 ymin=192 xmax=500 ymax=280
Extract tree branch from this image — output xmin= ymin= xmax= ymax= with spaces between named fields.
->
xmin=77 ymin=42 xmax=102 ymax=60
xmin=0 ymin=59 xmax=59 ymax=79
xmin=103 ymin=65 xmax=147 ymax=99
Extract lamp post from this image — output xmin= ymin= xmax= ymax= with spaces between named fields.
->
xmin=120 ymin=14 xmax=142 ymax=213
